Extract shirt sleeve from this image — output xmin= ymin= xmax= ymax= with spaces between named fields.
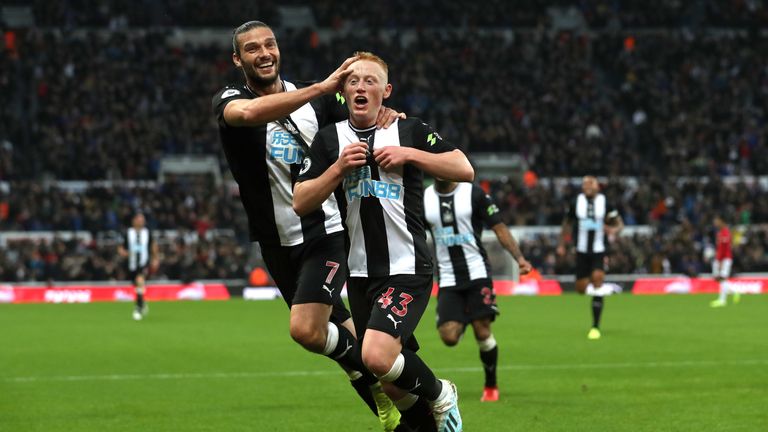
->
xmin=472 ymin=185 xmax=503 ymax=227
xmin=212 ymin=86 xmax=250 ymax=128
xmin=412 ymin=120 xmax=456 ymax=154
xmin=297 ymin=132 xmax=335 ymax=181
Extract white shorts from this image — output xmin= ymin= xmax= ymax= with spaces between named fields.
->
xmin=712 ymin=258 xmax=732 ymax=279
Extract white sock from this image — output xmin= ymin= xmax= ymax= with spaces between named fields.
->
xmin=395 ymin=393 xmax=418 ymax=411
xmin=431 ymin=379 xmax=451 ymax=404
xmin=322 ymin=322 xmax=339 ymax=356
xmin=718 ymin=281 xmax=728 ymax=302
xmin=477 ymin=334 xmax=497 ymax=352
xmin=377 ymin=353 xmax=405 ymax=382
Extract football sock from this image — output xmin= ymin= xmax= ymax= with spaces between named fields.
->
xmin=347 ymin=370 xmax=378 ymax=416
xmin=396 ymin=395 xmax=437 ymax=432
xmin=592 ymin=296 xmax=604 ymax=329
xmin=135 ymin=293 xmax=144 ymax=311
xmin=718 ymin=281 xmax=728 ymax=302
xmin=378 ymin=351 xmax=442 ymax=402
xmin=478 ymin=335 xmax=498 ymax=388
xmin=324 ymin=323 xmax=377 ymax=385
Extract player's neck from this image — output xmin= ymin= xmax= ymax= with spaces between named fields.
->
xmin=435 ymin=182 xmax=458 ymax=194
xmin=246 ymin=77 xmax=283 ymax=96
xmin=348 ymin=114 xmax=377 ymax=130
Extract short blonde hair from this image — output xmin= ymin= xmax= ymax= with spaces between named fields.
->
xmin=353 ymin=51 xmax=388 ymax=80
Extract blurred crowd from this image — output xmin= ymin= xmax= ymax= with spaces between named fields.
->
xmin=1 ymin=2 xmax=767 ymax=281
xmin=14 ymin=0 xmax=768 ymax=28
xmin=0 ymin=234 xmax=251 ymax=283
xmin=2 ymin=26 xmax=766 ymax=180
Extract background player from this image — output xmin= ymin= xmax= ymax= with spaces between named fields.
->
xmin=710 ymin=215 xmax=738 ymax=307
xmin=294 ymin=52 xmax=474 ymax=432
xmin=213 ymin=22 xmax=403 ymax=431
xmin=118 ymin=212 xmax=158 ymax=321
xmin=557 ymin=176 xmax=623 ymax=340
xmin=423 ymin=179 xmax=532 ymax=402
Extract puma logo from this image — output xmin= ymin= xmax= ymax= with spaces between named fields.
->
xmin=441 ymin=202 xmax=452 ymax=209
xmin=410 ymin=378 xmax=421 ymax=392
xmin=386 ymin=314 xmax=403 ymax=329
xmin=334 ymin=340 xmax=353 ymax=359
xmin=322 ymin=284 xmax=334 ymax=296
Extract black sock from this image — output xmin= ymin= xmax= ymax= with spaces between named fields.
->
xmin=400 ymin=397 xmax=437 ymax=432
xmin=327 ymin=324 xmax=377 ymax=384
xmin=349 ymin=375 xmax=378 ymax=416
xmin=135 ymin=293 xmax=144 ymax=310
xmin=592 ymin=296 xmax=604 ymax=328
xmin=480 ymin=346 xmax=498 ymax=387
xmin=391 ymin=349 xmax=442 ymax=401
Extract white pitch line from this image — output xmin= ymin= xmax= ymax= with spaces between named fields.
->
xmin=4 ymin=359 xmax=766 ymax=384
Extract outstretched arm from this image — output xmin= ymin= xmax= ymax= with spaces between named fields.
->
xmin=223 ymin=56 xmax=358 ymax=127
xmin=491 ymin=223 xmax=532 ymax=274
xmin=374 ymin=148 xmax=474 ymax=182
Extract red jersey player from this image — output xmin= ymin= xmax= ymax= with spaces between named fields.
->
xmin=710 ymin=215 xmax=739 ymax=307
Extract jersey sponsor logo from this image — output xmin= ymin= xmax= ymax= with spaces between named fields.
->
xmin=434 ymin=226 xmax=474 ymax=246
xmin=344 ymin=165 xmax=402 ymax=201
xmin=580 ymin=219 xmax=603 ymax=230
xmin=269 ymin=130 xmax=304 ymax=164
xmin=221 ymin=89 xmax=241 ymax=99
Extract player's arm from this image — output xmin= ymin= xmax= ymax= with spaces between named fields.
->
xmin=491 ymin=223 xmax=532 ymax=274
xmin=293 ymin=141 xmax=368 ymax=216
xmin=604 ymin=210 xmax=624 ymax=236
xmin=374 ymin=120 xmax=473 ymax=181
xmin=223 ymin=56 xmax=358 ymax=127
xmin=149 ymin=233 xmax=160 ymax=270
xmin=118 ymin=234 xmax=128 ymax=258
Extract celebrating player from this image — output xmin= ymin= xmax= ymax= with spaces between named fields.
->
xmin=117 ymin=212 xmax=158 ymax=321
xmin=710 ymin=215 xmax=738 ymax=307
xmin=423 ymin=179 xmax=532 ymax=402
xmin=557 ymin=176 xmax=623 ymax=340
xmin=212 ymin=21 xmax=403 ymax=431
xmin=294 ymin=51 xmax=474 ymax=432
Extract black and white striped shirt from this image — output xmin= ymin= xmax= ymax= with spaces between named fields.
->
xmin=213 ymin=81 xmax=346 ymax=247
xmin=125 ymin=227 xmax=152 ymax=272
xmin=424 ymin=183 xmax=502 ymax=288
xmin=568 ymin=193 xmax=615 ymax=254
xmin=298 ymin=118 xmax=456 ymax=278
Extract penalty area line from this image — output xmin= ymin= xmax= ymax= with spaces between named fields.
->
xmin=4 ymin=359 xmax=766 ymax=383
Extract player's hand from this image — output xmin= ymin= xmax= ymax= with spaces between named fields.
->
xmin=374 ymin=146 xmax=413 ymax=171
xmin=317 ymin=56 xmax=359 ymax=95
xmin=376 ymin=106 xmax=406 ymax=129
xmin=334 ymin=142 xmax=369 ymax=174
xmin=517 ymin=257 xmax=533 ymax=275
xmin=556 ymin=244 xmax=566 ymax=257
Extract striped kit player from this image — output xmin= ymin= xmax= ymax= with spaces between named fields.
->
xmin=295 ymin=52 xmax=474 ymax=432
xmin=213 ymin=22 xmax=404 ymax=431
xmin=118 ymin=213 xmax=157 ymax=321
xmin=558 ymin=176 xmax=623 ymax=340
xmin=424 ymin=180 xmax=531 ymax=402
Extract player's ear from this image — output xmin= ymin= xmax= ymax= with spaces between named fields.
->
xmin=383 ymin=83 xmax=392 ymax=99
xmin=232 ymin=52 xmax=242 ymax=67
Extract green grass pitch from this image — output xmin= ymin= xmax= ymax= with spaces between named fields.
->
xmin=2 ymin=294 xmax=767 ymax=431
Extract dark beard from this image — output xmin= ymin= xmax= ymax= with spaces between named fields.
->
xmin=244 ymin=62 xmax=280 ymax=89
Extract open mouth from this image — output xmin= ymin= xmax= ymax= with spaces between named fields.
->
xmin=353 ymin=95 xmax=368 ymax=108
xmin=257 ymin=61 xmax=274 ymax=71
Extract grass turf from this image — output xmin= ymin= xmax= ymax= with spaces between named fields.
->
xmin=1 ymin=294 xmax=766 ymax=431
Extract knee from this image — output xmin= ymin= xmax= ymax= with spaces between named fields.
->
xmin=440 ymin=331 xmax=461 ymax=347
xmin=438 ymin=323 xmax=464 ymax=347
xmin=575 ymin=280 xmax=588 ymax=294
xmin=362 ymin=345 xmax=396 ymax=377
xmin=289 ymin=321 xmax=326 ymax=353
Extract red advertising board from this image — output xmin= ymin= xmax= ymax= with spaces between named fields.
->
xmin=0 ymin=282 xmax=230 ymax=304
xmin=431 ymin=279 xmax=562 ymax=296
xmin=632 ymin=277 xmax=767 ymax=295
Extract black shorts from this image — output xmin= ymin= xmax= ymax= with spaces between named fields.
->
xmin=260 ymin=232 xmax=351 ymax=325
xmin=128 ymin=266 xmax=149 ymax=283
xmin=347 ymin=274 xmax=432 ymax=352
xmin=436 ymin=278 xmax=498 ymax=327
xmin=576 ymin=252 xmax=605 ymax=280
